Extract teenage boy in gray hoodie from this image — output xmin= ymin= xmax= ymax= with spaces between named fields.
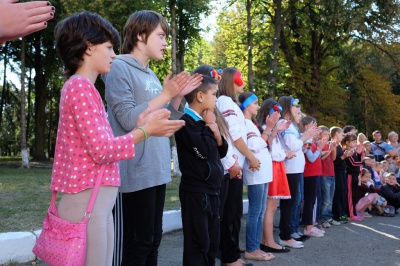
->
xmin=103 ymin=10 xmax=202 ymax=266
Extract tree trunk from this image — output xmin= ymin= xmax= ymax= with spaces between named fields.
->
xmin=267 ymin=0 xmax=283 ymax=98
xmin=33 ymin=34 xmax=48 ymax=161
xmin=0 ymin=43 xmax=8 ymax=129
xmin=170 ymin=0 xmax=177 ymax=75
xmin=20 ymin=38 xmax=30 ymax=168
xmin=246 ymin=0 xmax=254 ymax=93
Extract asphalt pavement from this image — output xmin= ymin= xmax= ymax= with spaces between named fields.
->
xmin=16 ymin=212 xmax=400 ymax=266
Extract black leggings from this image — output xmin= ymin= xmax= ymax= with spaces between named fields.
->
xmin=121 ymin=185 xmax=166 ymax=266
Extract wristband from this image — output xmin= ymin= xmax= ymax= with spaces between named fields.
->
xmin=138 ymin=127 xmax=148 ymax=140
xmin=262 ymin=131 xmax=273 ymax=137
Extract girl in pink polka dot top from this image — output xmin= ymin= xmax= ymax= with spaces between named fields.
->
xmin=51 ymin=11 xmax=185 ymax=266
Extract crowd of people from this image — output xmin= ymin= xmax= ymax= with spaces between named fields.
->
xmin=2 ymin=3 xmax=400 ymax=266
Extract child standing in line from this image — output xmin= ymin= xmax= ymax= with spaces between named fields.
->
xmin=331 ymin=127 xmax=350 ymax=224
xmin=342 ymin=134 xmax=364 ymax=221
xmin=257 ymin=99 xmax=293 ymax=253
xmin=238 ymin=93 xmax=277 ymax=261
xmin=193 ymin=65 xmax=243 ymax=221
xmin=217 ymin=67 xmax=260 ymax=266
xmin=103 ymin=10 xmax=202 ymax=266
xmin=52 ymin=11 xmax=185 ymax=266
xmin=318 ymin=126 xmax=340 ymax=228
xmin=175 ymin=76 xmax=228 ymax=266
xmin=277 ymin=97 xmax=317 ymax=244
xmin=301 ymin=117 xmax=326 ymax=237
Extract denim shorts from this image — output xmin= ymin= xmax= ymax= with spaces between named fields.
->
xmin=373 ymin=196 xmax=386 ymax=206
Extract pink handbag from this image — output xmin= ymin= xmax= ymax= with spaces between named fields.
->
xmin=32 ymin=165 xmax=106 ymax=266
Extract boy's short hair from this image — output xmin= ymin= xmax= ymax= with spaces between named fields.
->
xmin=185 ymin=75 xmax=217 ymax=103
xmin=362 ymin=155 xmax=374 ymax=162
xmin=343 ymin=125 xmax=356 ymax=134
xmin=372 ymin=130 xmax=381 ymax=136
xmin=122 ymin=10 xmax=169 ymax=54
xmin=319 ymin=125 xmax=329 ymax=132
xmin=330 ymin=126 xmax=342 ymax=138
xmin=381 ymin=160 xmax=389 ymax=165
xmin=384 ymin=154 xmax=391 ymax=160
xmin=363 ymin=140 xmax=371 ymax=145
xmin=55 ymin=11 xmax=120 ymax=78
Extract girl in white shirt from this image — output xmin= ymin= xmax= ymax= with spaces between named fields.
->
xmin=217 ymin=68 xmax=260 ymax=266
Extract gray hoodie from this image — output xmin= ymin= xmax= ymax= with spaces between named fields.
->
xmin=103 ymin=54 xmax=182 ymax=193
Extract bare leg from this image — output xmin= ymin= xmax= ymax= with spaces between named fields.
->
xmin=261 ymin=198 xmax=282 ymax=249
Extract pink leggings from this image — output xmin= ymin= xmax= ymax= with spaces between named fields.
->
xmin=58 ymin=186 xmax=118 ymax=266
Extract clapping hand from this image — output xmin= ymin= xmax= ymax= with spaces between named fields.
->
xmin=162 ymin=71 xmax=190 ymax=100
xmin=178 ymin=73 xmax=203 ymax=97
xmin=138 ymin=108 xmax=185 ymax=137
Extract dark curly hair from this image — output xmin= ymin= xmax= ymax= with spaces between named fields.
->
xmin=54 ymin=11 xmax=120 ymax=78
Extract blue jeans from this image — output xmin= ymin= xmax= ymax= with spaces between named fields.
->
xmin=246 ymin=183 xmax=268 ymax=252
xmin=320 ymin=176 xmax=335 ymax=221
xmin=290 ymin=173 xmax=303 ymax=234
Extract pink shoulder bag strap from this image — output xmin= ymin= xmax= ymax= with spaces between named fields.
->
xmin=49 ymin=164 xmax=107 ymax=223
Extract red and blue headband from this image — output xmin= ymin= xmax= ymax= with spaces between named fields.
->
xmin=269 ymin=104 xmax=283 ymax=114
xmin=234 ymin=71 xmax=244 ymax=86
xmin=210 ymin=69 xmax=223 ymax=81
xmin=240 ymin=94 xmax=258 ymax=110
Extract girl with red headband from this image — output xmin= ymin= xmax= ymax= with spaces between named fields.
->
xmin=217 ymin=68 xmax=260 ymax=266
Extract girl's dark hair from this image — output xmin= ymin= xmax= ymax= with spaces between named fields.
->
xmin=54 ymin=11 xmax=120 ymax=78
xmin=218 ymin=67 xmax=239 ymax=102
xmin=341 ymin=133 xmax=357 ymax=147
xmin=278 ymin=96 xmax=295 ymax=122
xmin=193 ymin=65 xmax=214 ymax=76
xmin=343 ymin=125 xmax=356 ymax=134
xmin=122 ymin=10 xmax=169 ymax=54
xmin=193 ymin=65 xmax=233 ymax=144
xmin=256 ymin=99 xmax=279 ymax=134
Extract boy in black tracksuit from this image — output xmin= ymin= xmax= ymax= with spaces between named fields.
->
xmin=175 ymin=75 xmax=228 ymax=266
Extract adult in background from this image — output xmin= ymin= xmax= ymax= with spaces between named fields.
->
xmin=371 ymin=130 xmax=387 ymax=162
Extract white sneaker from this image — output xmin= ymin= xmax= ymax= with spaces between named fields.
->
xmin=279 ymin=239 xmax=304 ymax=249
xmin=321 ymin=221 xmax=331 ymax=228
xmin=328 ymin=219 xmax=341 ymax=226
xmin=304 ymin=227 xmax=324 ymax=238
xmin=291 ymin=232 xmax=301 ymax=239
xmin=297 ymin=231 xmax=304 ymax=236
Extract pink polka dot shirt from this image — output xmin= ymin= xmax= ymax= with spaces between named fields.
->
xmin=51 ymin=76 xmax=136 ymax=194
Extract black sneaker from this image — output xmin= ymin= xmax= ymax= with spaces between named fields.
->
xmin=338 ymin=216 xmax=349 ymax=224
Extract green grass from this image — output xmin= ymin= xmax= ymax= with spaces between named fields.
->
xmin=0 ymin=164 xmax=53 ymax=233
xmin=0 ymin=159 xmax=248 ymax=233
